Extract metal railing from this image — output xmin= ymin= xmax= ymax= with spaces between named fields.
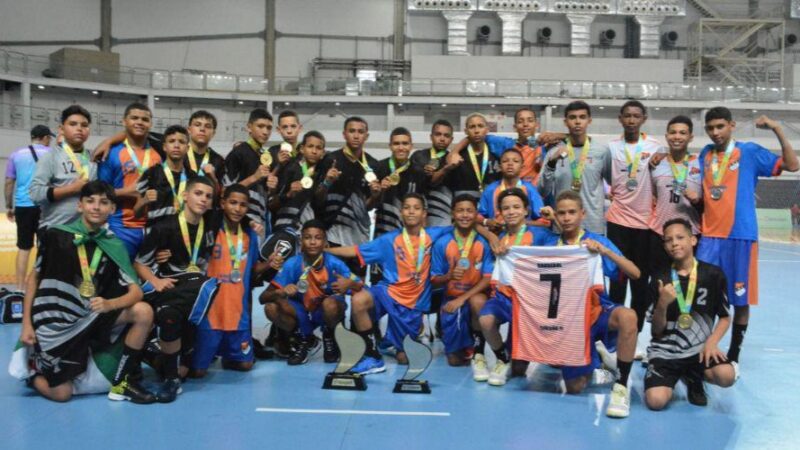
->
xmin=1 ymin=47 xmax=797 ymax=103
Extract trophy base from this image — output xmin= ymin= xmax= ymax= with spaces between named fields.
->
xmin=323 ymin=372 xmax=367 ymax=391
xmin=393 ymin=379 xmax=431 ymax=394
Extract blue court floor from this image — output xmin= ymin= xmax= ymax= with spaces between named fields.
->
xmin=2 ymin=241 xmax=799 ymax=450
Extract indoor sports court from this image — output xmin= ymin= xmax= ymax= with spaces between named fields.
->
xmin=1 ymin=1 xmax=799 ymax=449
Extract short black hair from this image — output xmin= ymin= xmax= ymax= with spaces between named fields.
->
xmin=500 ymin=148 xmax=523 ymax=160
xmin=667 ymin=115 xmax=694 ymax=133
xmin=564 ymin=101 xmax=591 ymax=118
xmin=390 ymin=127 xmax=411 ymax=141
xmin=79 ymin=180 xmax=116 ymax=204
xmin=163 ymin=124 xmax=188 ymax=140
xmin=189 ymin=110 xmax=218 ymax=129
xmin=514 ymin=107 xmax=537 ymax=123
xmin=662 ymin=217 xmax=693 ymax=235
xmin=60 ymin=105 xmax=92 ymax=124
xmin=222 ymin=183 xmax=250 ymax=200
xmin=186 ymin=175 xmax=215 ymax=191
xmin=301 ymin=130 xmax=326 ymax=147
xmin=402 ymin=192 xmax=427 ymax=209
xmin=124 ymin=102 xmax=151 ymax=118
xmin=497 ymin=187 xmax=529 ymax=209
xmin=344 ymin=116 xmax=368 ymax=132
xmin=555 ymin=190 xmax=583 ymax=209
xmin=248 ymin=108 xmax=273 ymax=124
xmin=278 ymin=110 xmax=299 ymax=124
xmin=620 ymin=100 xmax=647 ymax=116
xmin=705 ymin=107 xmax=733 ymax=123
xmin=302 ymin=219 xmax=327 ymax=235
xmin=451 ymin=193 xmax=478 ymax=209
xmin=431 ymin=119 xmax=453 ymax=133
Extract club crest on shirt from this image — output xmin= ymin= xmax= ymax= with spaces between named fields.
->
xmin=734 ymin=282 xmax=746 ymax=297
xmin=729 ymin=162 xmax=740 ymax=171
xmin=690 ymin=167 xmax=701 ymax=175
xmin=475 ymin=261 xmax=482 ymax=271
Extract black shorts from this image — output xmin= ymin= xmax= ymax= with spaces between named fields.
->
xmin=34 ymin=309 xmax=122 ymax=388
xmin=644 ymin=355 xmax=730 ymax=390
xmin=15 ymin=206 xmax=40 ymax=250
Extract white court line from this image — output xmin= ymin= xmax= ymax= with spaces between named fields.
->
xmin=761 ymin=247 xmax=800 ymax=257
xmin=255 ymin=407 xmax=450 ymax=417
xmin=759 ymin=259 xmax=800 ymax=262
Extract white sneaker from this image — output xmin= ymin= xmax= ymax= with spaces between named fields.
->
xmin=472 ymin=353 xmax=490 ymax=382
xmin=592 ymin=368 xmax=617 ymax=385
xmin=732 ymin=361 xmax=740 ymax=381
xmin=634 ymin=347 xmax=647 ymax=361
xmin=488 ymin=360 xmax=509 ymax=386
xmin=606 ymin=383 xmax=630 ymax=418
xmin=595 ymin=341 xmax=617 ymax=371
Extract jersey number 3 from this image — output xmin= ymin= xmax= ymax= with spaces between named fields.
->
xmin=540 ymin=273 xmax=562 ymax=319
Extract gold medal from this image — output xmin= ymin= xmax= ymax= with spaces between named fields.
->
xmin=388 ymin=172 xmax=401 ymax=186
xmin=301 ymin=176 xmax=314 ymax=189
xmin=187 ymin=264 xmax=201 ymax=273
xmin=79 ymin=280 xmax=95 ymax=298
xmin=677 ymin=313 xmax=693 ymax=329
xmin=260 ymin=152 xmax=273 ymax=167
xmin=571 ymin=179 xmax=582 ymax=191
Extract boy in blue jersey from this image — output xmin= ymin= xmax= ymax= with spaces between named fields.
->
xmin=431 ymin=194 xmax=494 ymax=367
xmin=478 ymin=188 xmax=556 ymax=386
xmin=545 ymin=190 xmax=641 ymax=418
xmin=696 ymin=108 xmax=799 ymax=365
xmin=98 ymin=103 xmax=161 ymax=258
xmin=478 ymin=148 xmax=546 ymax=233
xmin=327 ymin=193 xmax=460 ymax=374
xmin=261 ymin=220 xmax=362 ymax=365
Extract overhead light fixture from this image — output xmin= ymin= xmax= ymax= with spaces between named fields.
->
xmin=37 ymin=85 xmax=45 ymax=90
xmin=91 ymin=90 xmax=99 ymax=95
xmin=335 ymin=102 xmax=341 ymax=106
xmin=154 ymin=97 xmax=160 ymax=101
xmin=284 ymin=101 xmax=291 ymax=106
xmin=237 ymin=100 xmax=244 ymax=105
xmin=441 ymin=103 xmax=447 ymax=107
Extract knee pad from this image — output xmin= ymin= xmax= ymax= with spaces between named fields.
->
xmin=156 ymin=306 xmax=183 ymax=342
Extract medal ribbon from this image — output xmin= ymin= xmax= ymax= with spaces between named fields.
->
xmin=566 ymin=138 xmax=590 ymax=184
xmin=223 ymin=222 xmax=243 ymax=273
xmin=430 ymin=148 xmax=446 ymax=160
xmin=557 ymin=230 xmax=585 ymax=246
xmin=668 ymin=153 xmax=689 ymax=185
xmin=178 ymin=213 xmax=204 ymax=267
xmin=671 ymin=259 xmax=698 ymax=315
xmin=623 ymin=134 xmax=644 ymax=181
xmin=402 ymin=227 xmax=427 ymax=281
xmin=344 ymin=146 xmax=372 ymax=175
xmin=504 ymin=226 xmax=527 ymax=247
xmin=187 ymin=144 xmax=210 ymax=175
xmin=389 ymin=157 xmax=410 ymax=178
xmin=299 ymin=254 xmax=324 ymax=282
xmin=123 ymin=139 xmax=152 ymax=176
xmin=75 ymin=236 xmax=104 ymax=286
xmin=246 ymin=138 xmax=266 ymax=157
xmin=467 ymin=143 xmax=490 ymax=185
xmin=711 ymin=140 xmax=735 ymax=186
xmin=300 ymin=160 xmax=315 ymax=179
xmin=454 ymin=229 xmax=476 ymax=260
xmin=163 ymin=163 xmax=187 ymax=211
xmin=62 ymin=143 xmax=90 ymax=180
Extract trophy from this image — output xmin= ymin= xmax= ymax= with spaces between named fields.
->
xmin=322 ymin=323 xmax=368 ymax=391
xmin=393 ymin=335 xmax=433 ymax=394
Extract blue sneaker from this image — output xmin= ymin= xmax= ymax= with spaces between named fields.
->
xmin=350 ymin=356 xmax=386 ymax=375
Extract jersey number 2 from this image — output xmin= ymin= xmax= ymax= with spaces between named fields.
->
xmin=540 ymin=273 xmax=562 ymax=319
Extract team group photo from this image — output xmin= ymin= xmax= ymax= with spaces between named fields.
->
xmin=1 ymin=1 xmax=799 ymax=449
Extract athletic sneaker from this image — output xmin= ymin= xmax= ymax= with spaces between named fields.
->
xmin=472 ymin=353 xmax=490 ymax=382
xmin=488 ymin=360 xmax=509 ymax=386
xmin=253 ymin=338 xmax=275 ymax=360
xmin=592 ymin=368 xmax=617 ymax=385
xmin=288 ymin=336 xmax=321 ymax=366
xmin=322 ymin=329 xmax=340 ymax=363
xmin=606 ymin=383 xmax=630 ymax=418
xmin=108 ymin=376 xmax=156 ymax=404
xmin=350 ymin=356 xmax=386 ymax=375
xmin=682 ymin=376 xmax=708 ymax=407
xmin=155 ymin=378 xmax=182 ymax=403
xmin=595 ymin=340 xmax=618 ymax=372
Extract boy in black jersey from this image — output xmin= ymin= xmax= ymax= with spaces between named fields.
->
xmin=314 ymin=116 xmax=381 ymax=276
xmin=134 ymin=177 xmax=216 ymax=403
xmin=272 ymin=130 xmax=326 ymax=233
xmin=444 ymin=113 xmax=501 ymax=200
xmin=21 ymin=181 xmax=155 ymax=404
xmin=374 ymin=127 xmax=428 ymax=236
xmin=223 ymin=109 xmax=279 ymax=228
xmin=136 ymin=125 xmax=197 ymax=225
xmin=410 ymin=119 xmax=458 ymax=227
xmin=645 ymin=218 xmax=736 ymax=410
xmin=186 ymin=110 xmax=225 ymax=185
xmin=267 ymin=110 xmax=303 ymax=171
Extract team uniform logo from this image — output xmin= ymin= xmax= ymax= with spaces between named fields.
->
xmin=734 ymin=282 xmax=746 ymax=297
